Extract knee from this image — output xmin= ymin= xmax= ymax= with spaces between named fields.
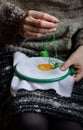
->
xmin=10 ymin=112 xmax=49 ymax=130
xmin=20 ymin=112 xmax=48 ymax=130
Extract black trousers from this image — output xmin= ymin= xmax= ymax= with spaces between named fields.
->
xmin=7 ymin=112 xmax=83 ymax=130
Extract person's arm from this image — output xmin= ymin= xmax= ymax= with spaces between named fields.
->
xmin=0 ymin=2 xmax=25 ymax=44
xmin=60 ymin=29 xmax=83 ymax=82
xmin=71 ymin=28 xmax=83 ymax=52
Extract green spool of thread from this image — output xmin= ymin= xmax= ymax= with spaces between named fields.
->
xmin=40 ymin=50 xmax=49 ymax=57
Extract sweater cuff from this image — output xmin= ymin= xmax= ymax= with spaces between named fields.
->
xmin=71 ymin=28 xmax=83 ymax=52
xmin=0 ymin=2 xmax=25 ymax=44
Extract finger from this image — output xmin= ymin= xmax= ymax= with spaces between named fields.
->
xmin=28 ymin=10 xmax=59 ymax=23
xmin=60 ymin=58 xmax=74 ymax=71
xmin=23 ymin=24 xmax=56 ymax=34
xmin=25 ymin=16 xmax=56 ymax=29
xmin=23 ymin=31 xmax=43 ymax=38
xmin=74 ymin=73 xmax=83 ymax=82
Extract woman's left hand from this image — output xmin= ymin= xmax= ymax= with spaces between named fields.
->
xmin=19 ymin=10 xmax=59 ymax=38
xmin=60 ymin=45 xmax=83 ymax=82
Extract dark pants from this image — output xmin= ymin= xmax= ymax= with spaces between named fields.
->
xmin=7 ymin=112 xmax=83 ymax=130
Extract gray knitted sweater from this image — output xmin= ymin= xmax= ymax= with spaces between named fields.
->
xmin=0 ymin=0 xmax=83 ymax=129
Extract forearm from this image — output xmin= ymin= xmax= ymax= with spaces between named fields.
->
xmin=71 ymin=28 xmax=83 ymax=52
xmin=0 ymin=2 xmax=25 ymax=44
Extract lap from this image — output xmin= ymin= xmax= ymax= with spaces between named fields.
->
xmin=7 ymin=112 xmax=83 ymax=130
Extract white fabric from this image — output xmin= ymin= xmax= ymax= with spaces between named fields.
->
xmin=11 ymin=51 xmax=74 ymax=97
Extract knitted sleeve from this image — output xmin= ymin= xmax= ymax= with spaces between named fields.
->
xmin=71 ymin=28 xmax=83 ymax=52
xmin=0 ymin=2 xmax=25 ymax=44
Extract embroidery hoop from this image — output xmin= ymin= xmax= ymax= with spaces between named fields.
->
xmin=14 ymin=57 xmax=75 ymax=83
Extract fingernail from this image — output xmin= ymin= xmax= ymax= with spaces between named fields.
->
xmin=54 ymin=18 xmax=59 ymax=23
xmin=56 ymin=19 xmax=59 ymax=22
xmin=60 ymin=66 xmax=65 ymax=71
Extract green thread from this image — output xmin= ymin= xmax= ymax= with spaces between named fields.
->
xmin=39 ymin=33 xmax=62 ymax=69
xmin=22 ymin=33 xmax=62 ymax=69
xmin=48 ymin=34 xmax=61 ymax=68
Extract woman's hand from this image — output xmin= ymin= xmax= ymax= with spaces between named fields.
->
xmin=19 ymin=10 xmax=59 ymax=38
xmin=60 ymin=45 xmax=83 ymax=82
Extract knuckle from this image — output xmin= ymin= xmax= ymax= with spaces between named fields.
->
xmin=24 ymin=17 xmax=29 ymax=23
xmin=38 ymin=20 xmax=42 ymax=27
xmin=41 ymin=12 xmax=47 ymax=18
xmin=28 ymin=10 xmax=33 ymax=16
xmin=35 ymin=34 xmax=42 ymax=38
xmin=41 ymin=13 xmax=45 ymax=18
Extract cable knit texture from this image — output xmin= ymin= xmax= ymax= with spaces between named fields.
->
xmin=0 ymin=1 xmax=25 ymax=44
xmin=0 ymin=0 xmax=83 ymax=129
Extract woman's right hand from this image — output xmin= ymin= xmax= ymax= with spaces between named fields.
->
xmin=19 ymin=10 xmax=59 ymax=38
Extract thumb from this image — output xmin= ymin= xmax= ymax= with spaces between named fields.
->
xmin=60 ymin=58 xmax=73 ymax=71
xmin=74 ymin=72 xmax=83 ymax=82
